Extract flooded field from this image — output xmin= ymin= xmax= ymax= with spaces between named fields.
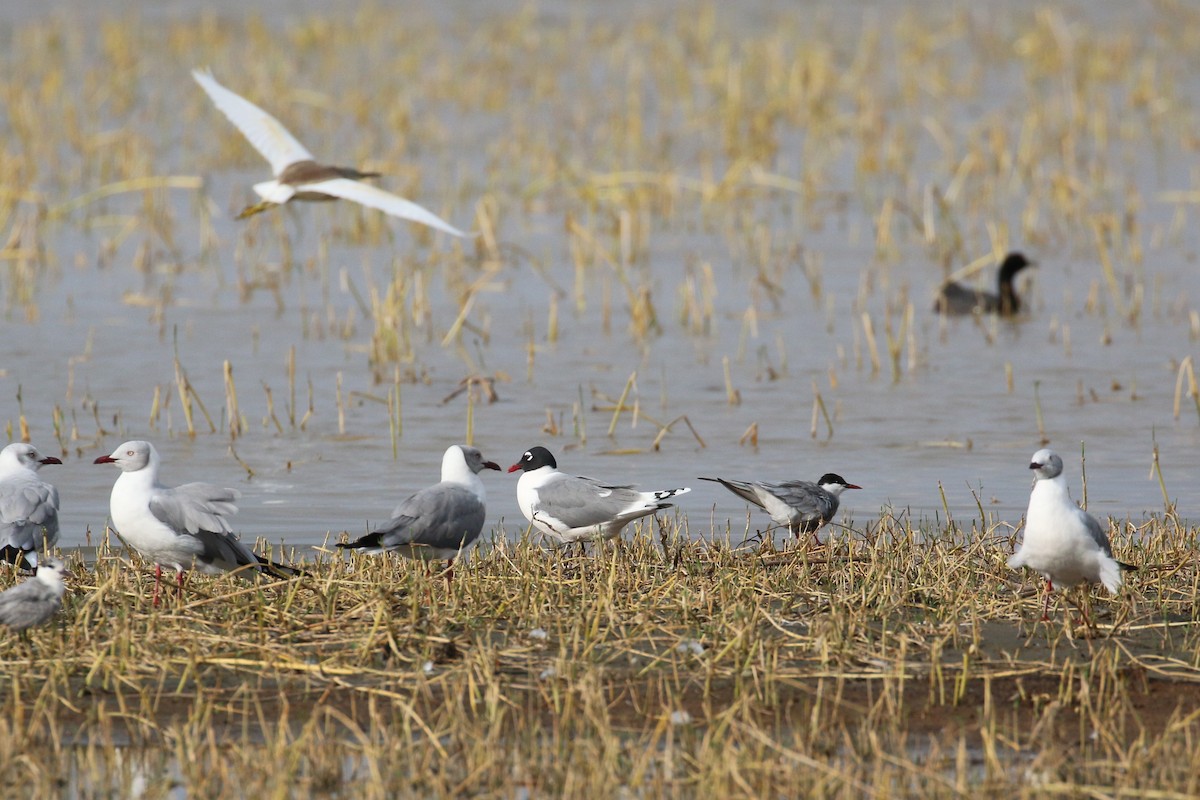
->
xmin=1 ymin=0 xmax=1200 ymax=796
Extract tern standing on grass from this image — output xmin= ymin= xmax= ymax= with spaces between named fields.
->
xmin=0 ymin=557 xmax=68 ymax=632
xmin=508 ymin=446 xmax=690 ymax=545
xmin=699 ymin=472 xmax=861 ymax=546
xmin=337 ymin=444 xmax=501 ymax=579
xmin=95 ymin=440 xmax=299 ymax=604
xmin=0 ymin=442 xmax=62 ymax=569
xmin=1007 ymin=448 xmax=1136 ymax=621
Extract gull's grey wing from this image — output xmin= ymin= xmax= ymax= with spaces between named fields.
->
xmin=149 ymin=482 xmax=240 ymax=535
xmin=375 ymin=484 xmax=487 ymax=550
xmin=534 ymin=475 xmax=658 ymax=529
xmin=0 ymin=481 xmax=59 ymax=525
xmin=0 ymin=479 xmax=59 ymax=550
xmin=1080 ymin=508 xmax=1114 ymax=557
xmin=0 ymin=579 xmax=62 ymax=630
xmin=187 ymin=528 xmax=264 ymax=572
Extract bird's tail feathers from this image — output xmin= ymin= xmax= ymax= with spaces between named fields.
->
xmin=1098 ymin=558 xmax=1125 ymax=594
xmin=256 ymin=556 xmax=308 ymax=579
xmin=0 ymin=546 xmax=36 ymax=573
xmin=335 ymin=530 xmax=384 ymax=552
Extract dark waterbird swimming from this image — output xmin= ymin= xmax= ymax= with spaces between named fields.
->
xmin=933 ymin=251 xmax=1034 ymax=316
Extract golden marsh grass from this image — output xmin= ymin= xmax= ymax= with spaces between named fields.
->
xmin=3 ymin=511 xmax=1199 ymax=797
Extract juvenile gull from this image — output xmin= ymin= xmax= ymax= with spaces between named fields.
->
xmin=699 ymin=472 xmax=861 ymax=546
xmin=192 ymin=68 xmax=469 ymax=236
xmin=0 ymin=557 xmax=68 ymax=632
xmin=94 ymin=440 xmax=299 ymax=604
xmin=0 ymin=442 xmax=62 ymax=569
xmin=1008 ymin=448 xmax=1136 ymax=621
xmin=933 ymin=251 xmax=1034 ymax=316
xmin=508 ymin=446 xmax=689 ymax=545
xmin=337 ymin=445 xmax=500 ymax=575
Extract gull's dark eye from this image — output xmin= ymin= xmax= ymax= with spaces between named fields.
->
xmin=127 ymin=450 xmax=135 ymax=456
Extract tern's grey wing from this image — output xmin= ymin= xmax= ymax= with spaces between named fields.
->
xmin=378 ymin=484 xmax=486 ymax=550
xmin=149 ymin=482 xmax=240 ymax=535
xmin=752 ymin=480 xmax=838 ymax=532
xmin=535 ymin=476 xmax=652 ymax=529
xmin=699 ymin=477 xmax=767 ymax=510
xmin=0 ymin=579 xmax=62 ymax=630
xmin=764 ymin=481 xmax=835 ymax=515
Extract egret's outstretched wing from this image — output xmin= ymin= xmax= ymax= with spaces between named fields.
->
xmin=192 ymin=68 xmax=314 ymax=175
xmin=299 ymin=178 xmax=470 ymax=238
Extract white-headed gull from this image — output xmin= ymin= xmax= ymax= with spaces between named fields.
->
xmin=0 ymin=442 xmax=62 ymax=569
xmin=507 ymin=446 xmax=689 ymax=545
xmin=934 ymin=251 xmax=1034 ymax=316
xmin=337 ymin=445 xmax=500 ymax=576
xmin=192 ymin=68 xmax=469 ymax=236
xmin=700 ymin=472 xmax=861 ymax=546
xmin=0 ymin=556 xmax=68 ymax=632
xmin=1008 ymin=448 xmax=1136 ymax=621
xmin=94 ymin=440 xmax=300 ymax=603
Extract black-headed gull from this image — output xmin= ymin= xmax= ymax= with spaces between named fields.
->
xmin=700 ymin=472 xmax=861 ymax=546
xmin=0 ymin=442 xmax=62 ymax=569
xmin=192 ymin=68 xmax=469 ymax=236
xmin=1008 ymin=448 xmax=1137 ymax=621
xmin=933 ymin=251 xmax=1034 ymax=316
xmin=94 ymin=440 xmax=300 ymax=604
xmin=0 ymin=556 xmax=68 ymax=632
xmin=507 ymin=446 xmax=689 ymax=545
xmin=337 ymin=445 xmax=500 ymax=576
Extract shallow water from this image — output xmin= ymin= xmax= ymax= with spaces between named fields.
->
xmin=1 ymin=0 xmax=1197 ymax=560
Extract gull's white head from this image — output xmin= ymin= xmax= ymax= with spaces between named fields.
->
xmin=0 ymin=442 xmax=62 ymax=472
xmin=94 ymin=440 xmax=157 ymax=473
xmin=443 ymin=445 xmax=501 ymax=481
xmin=1029 ymin=449 xmax=1063 ymax=481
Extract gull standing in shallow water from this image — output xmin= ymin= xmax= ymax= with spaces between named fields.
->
xmin=933 ymin=251 xmax=1034 ymax=316
xmin=508 ymin=446 xmax=690 ymax=545
xmin=0 ymin=442 xmax=62 ymax=569
xmin=0 ymin=557 xmax=68 ymax=632
xmin=1008 ymin=448 xmax=1136 ymax=622
xmin=337 ymin=445 xmax=500 ymax=579
xmin=95 ymin=440 xmax=300 ymax=604
xmin=699 ymin=473 xmax=861 ymax=546
xmin=192 ymin=68 xmax=470 ymax=236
